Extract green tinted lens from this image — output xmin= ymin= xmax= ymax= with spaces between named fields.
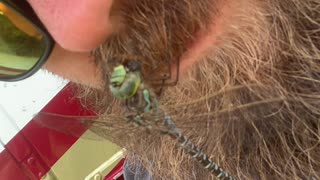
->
xmin=0 ymin=2 xmax=46 ymax=78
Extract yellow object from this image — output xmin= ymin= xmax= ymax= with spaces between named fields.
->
xmin=0 ymin=3 xmax=42 ymax=38
xmin=42 ymin=131 xmax=124 ymax=180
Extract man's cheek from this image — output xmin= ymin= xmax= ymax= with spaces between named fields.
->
xmin=28 ymin=0 xmax=114 ymax=52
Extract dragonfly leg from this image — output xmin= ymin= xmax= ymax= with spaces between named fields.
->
xmin=143 ymin=89 xmax=152 ymax=113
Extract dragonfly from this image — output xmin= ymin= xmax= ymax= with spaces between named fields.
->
xmin=34 ymin=61 xmax=281 ymax=179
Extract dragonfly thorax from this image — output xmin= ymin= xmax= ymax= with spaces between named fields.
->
xmin=125 ymin=83 xmax=158 ymax=114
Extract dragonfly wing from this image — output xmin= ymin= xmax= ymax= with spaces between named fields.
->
xmin=142 ymin=85 xmax=285 ymax=131
xmin=33 ymin=112 xmax=134 ymax=141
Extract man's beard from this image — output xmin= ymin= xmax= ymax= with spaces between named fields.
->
xmin=75 ymin=0 xmax=320 ymax=179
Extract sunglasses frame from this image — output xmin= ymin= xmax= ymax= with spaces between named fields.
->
xmin=0 ymin=0 xmax=54 ymax=82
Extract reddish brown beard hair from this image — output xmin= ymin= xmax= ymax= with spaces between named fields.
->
xmin=75 ymin=0 xmax=320 ymax=179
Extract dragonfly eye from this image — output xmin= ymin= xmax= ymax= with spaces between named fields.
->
xmin=126 ymin=61 xmax=141 ymax=72
xmin=110 ymin=65 xmax=126 ymax=86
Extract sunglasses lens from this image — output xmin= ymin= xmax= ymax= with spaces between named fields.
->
xmin=0 ymin=2 xmax=47 ymax=79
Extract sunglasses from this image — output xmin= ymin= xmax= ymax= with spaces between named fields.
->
xmin=0 ymin=0 xmax=54 ymax=81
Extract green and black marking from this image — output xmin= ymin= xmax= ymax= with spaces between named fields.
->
xmin=109 ymin=61 xmax=235 ymax=180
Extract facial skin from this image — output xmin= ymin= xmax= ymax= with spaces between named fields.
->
xmin=28 ymin=0 xmax=320 ymax=179
xmin=28 ymin=0 xmax=114 ymax=87
xmin=27 ymin=0 xmax=224 ymax=88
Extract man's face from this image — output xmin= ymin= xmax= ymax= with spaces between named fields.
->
xmin=28 ymin=0 xmax=320 ymax=179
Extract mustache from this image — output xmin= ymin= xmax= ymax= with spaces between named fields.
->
xmin=92 ymin=0 xmax=217 ymax=88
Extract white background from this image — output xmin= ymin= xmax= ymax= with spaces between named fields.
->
xmin=0 ymin=70 xmax=67 ymax=151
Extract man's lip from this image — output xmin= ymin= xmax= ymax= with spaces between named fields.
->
xmin=172 ymin=30 xmax=220 ymax=80
xmin=174 ymin=3 xmax=230 ymax=80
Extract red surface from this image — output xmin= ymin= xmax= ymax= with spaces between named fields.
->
xmin=0 ymin=149 xmax=29 ymax=180
xmin=5 ymin=132 xmax=51 ymax=179
xmin=25 ymin=84 xmax=90 ymax=167
xmin=0 ymin=83 xmax=94 ymax=179
xmin=22 ymin=83 xmax=94 ymax=167
xmin=104 ymin=159 xmax=125 ymax=180
xmin=0 ymin=83 xmax=124 ymax=179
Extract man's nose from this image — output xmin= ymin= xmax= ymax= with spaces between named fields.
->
xmin=28 ymin=0 xmax=114 ymax=52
